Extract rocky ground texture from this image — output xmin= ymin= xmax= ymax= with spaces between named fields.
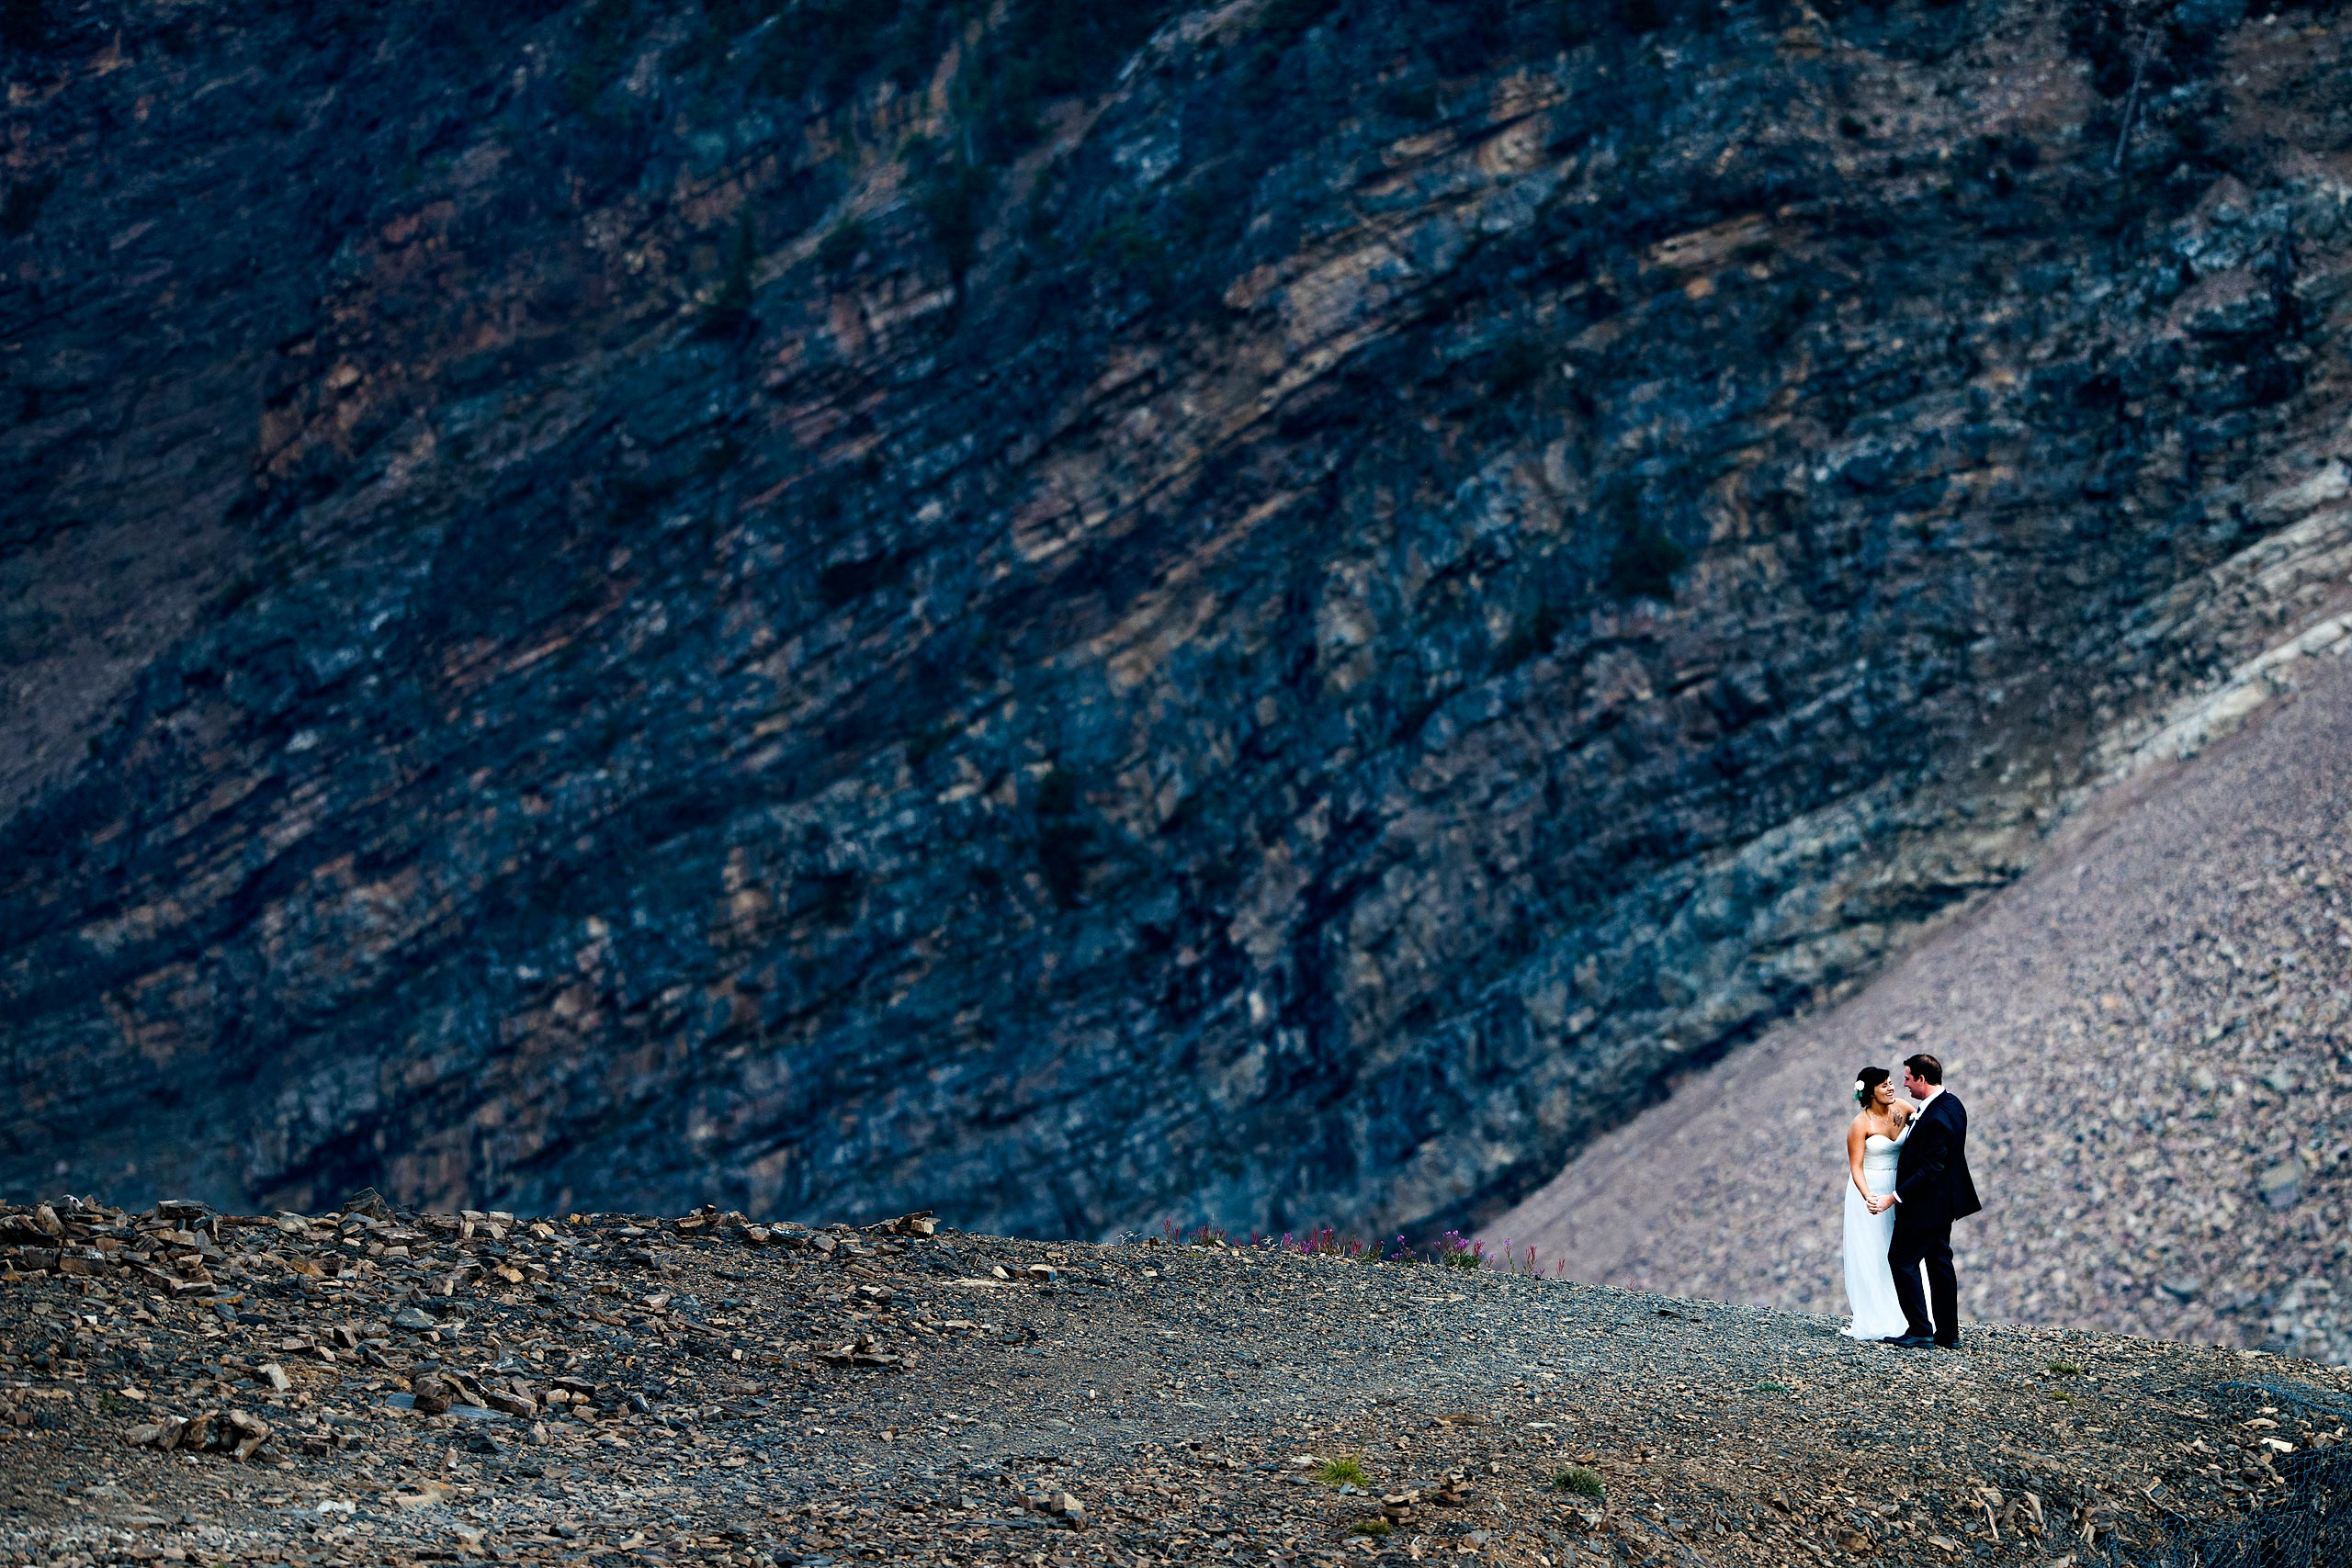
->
xmin=1494 ymin=642 xmax=2352 ymax=1368
xmin=8 ymin=0 xmax=2352 ymax=1241
xmin=5 ymin=1195 xmax=2351 ymax=1568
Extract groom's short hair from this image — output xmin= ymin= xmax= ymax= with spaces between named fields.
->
xmin=1904 ymin=1052 xmax=1943 ymax=1085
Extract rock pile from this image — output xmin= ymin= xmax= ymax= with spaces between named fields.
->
xmin=5 ymin=1191 xmax=2350 ymax=1565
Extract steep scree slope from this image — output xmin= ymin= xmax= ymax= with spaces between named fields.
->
xmin=1492 ymin=655 xmax=2352 ymax=1368
xmin=4 ymin=0 xmax=2351 ymax=1235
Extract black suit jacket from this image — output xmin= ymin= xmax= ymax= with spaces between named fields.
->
xmin=1893 ymin=1090 xmax=1982 ymax=1229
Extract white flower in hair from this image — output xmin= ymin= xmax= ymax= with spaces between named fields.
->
xmin=1852 ymin=1080 xmax=1864 ymax=1096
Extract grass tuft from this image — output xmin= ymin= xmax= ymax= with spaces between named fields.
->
xmin=1435 ymin=1229 xmax=1485 ymax=1270
xmin=1316 ymin=1455 xmax=1368 ymax=1486
xmin=1345 ymin=1517 xmax=1393 ymax=1537
xmin=1751 ymin=1380 xmax=1790 ymax=1394
xmin=1163 ymin=1218 xmax=1229 ymax=1248
xmin=1150 ymin=1218 xmax=1569 ymax=1276
xmin=1552 ymin=1465 xmax=1605 ymax=1500
xmin=2046 ymin=1359 xmax=2083 ymax=1377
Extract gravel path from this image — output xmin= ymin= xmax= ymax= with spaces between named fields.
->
xmin=5 ymin=1196 xmax=2350 ymax=1566
xmin=1492 ymin=657 xmax=2352 ymax=1367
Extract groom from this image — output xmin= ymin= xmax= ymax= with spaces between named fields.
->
xmin=1868 ymin=1052 xmax=1981 ymax=1348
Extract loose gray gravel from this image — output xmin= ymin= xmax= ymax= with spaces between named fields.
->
xmin=7 ymin=1198 xmax=2351 ymax=1567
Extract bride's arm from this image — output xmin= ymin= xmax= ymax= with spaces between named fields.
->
xmin=1846 ymin=1117 xmax=1873 ymax=1201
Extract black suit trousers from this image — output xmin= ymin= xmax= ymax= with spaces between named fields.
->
xmin=1888 ymin=1217 xmax=1959 ymax=1345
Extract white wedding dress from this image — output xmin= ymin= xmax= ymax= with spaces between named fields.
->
xmin=1841 ymin=1122 xmax=1913 ymax=1340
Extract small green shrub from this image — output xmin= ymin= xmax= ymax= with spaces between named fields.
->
xmin=1159 ymin=1219 xmax=1237 ymax=1247
xmin=1552 ymin=1465 xmax=1604 ymax=1500
xmin=817 ymin=218 xmax=866 ymax=274
xmin=749 ymin=0 xmax=958 ymax=105
xmin=1283 ymin=1225 xmax=1398 ymax=1262
xmin=2050 ymin=1388 xmax=2075 ymax=1403
xmin=2046 ymin=1359 xmax=2082 ymax=1377
xmin=1034 ymin=762 xmax=1089 ymax=908
xmin=1259 ymin=0 xmax=1340 ymax=46
xmin=1380 ymin=80 xmax=1439 ymax=121
xmin=1083 ymin=212 xmax=1176 ymax=300
xmin=905 ymin=720 xmax=958 ymax=768
xmin=1751 ymin=1381 xmax=1790 ymax=1394
xmin=0 ymin=174 xmax=57 ymax=239
xmin=564 ymin=0 xmax=638 ymax=113
xmin=1435 ymin=1230 xmax=1484 ymax=1270
xmin=699 ymin=217 xmax=759 ymax=339
xmin=695 ymin=436 xmax=742 ymax=477
xmin=1487 ymin=332 xmax=1549 ymax=397
xmin=1494 ymin=601 xmax=1565 ymax=673
xmin=811 ymin=871 xmax=861 ymax=928
xmin=1 ymin=0 xmax=49 ymax=51
xmin=1345 ymin=1517 xmax=1393 ymax=1537
xmin=919 ymin=153 xmax=993 ymax=278
xmin=215 ymin=571 xmax=264 ymax=616
xmin=1607 ymin=522 xmax=1686 ymax=602
xmin=817 ymin=550 xmax=904 ymax=608
xmin=1317 ymin=1455 xmax=1368 ymax=1487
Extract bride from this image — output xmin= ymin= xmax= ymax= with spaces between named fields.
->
xmin=1841 ymin=1066 xmax=1915 ymax=1340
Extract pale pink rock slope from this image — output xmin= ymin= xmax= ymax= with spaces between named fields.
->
xmin=1492 ymin=659 xmax=2352 ymax=1365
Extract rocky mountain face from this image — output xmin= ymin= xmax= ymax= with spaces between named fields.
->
xmin=5 ymin=0 xmax=2350 ymax=1237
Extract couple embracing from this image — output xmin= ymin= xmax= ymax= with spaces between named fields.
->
xmin=1841 ymin=1053 xmax=1981 ymax=1349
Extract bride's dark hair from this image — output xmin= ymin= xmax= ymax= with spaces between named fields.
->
xmin=1853 ymin=1066 xmax=1889 ymax=1107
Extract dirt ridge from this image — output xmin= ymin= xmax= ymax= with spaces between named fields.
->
xmin=5 ymin=1193 xmax=2351 ymax=1565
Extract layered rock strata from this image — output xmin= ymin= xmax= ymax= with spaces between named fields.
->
xmin=4 ymin=0 xmax=2350 ymax=1235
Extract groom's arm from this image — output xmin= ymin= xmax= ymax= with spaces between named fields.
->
xmin=1891 ymin=1110 xmax=1950 ymax=1205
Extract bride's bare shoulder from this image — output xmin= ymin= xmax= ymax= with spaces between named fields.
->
xmin=1890 ymin=1100 xmax=1916 ymax=1122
